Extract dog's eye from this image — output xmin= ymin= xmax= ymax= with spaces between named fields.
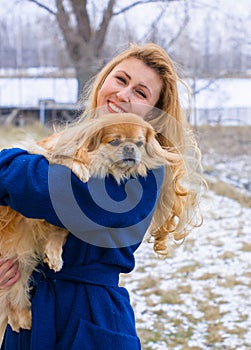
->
xmin=136 ymin=141 xmax=144 ymax=147
xmin=109 ymin=139 xmax=121 ymax=146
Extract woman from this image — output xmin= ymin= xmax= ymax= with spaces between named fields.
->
xmin=0 ymin=43 xmax=203 ymax=349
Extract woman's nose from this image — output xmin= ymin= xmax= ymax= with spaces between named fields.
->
xmin=116 ymin=87 xmax=131 ymax=102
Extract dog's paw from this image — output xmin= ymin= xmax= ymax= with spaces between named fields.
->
xmin=43 ymin=252 xmax=63 ymax=272
xmin=9 ymin=308 xmax=32 ymax=332
xmin=71 ymin=162 xmax=90 ymax=182
xmin=43 ymin=231 xmax=67 ymax=272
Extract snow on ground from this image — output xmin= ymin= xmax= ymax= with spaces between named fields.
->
xmin=121 ymin=190 xmax=251 ymax=349
xmin=120 ymin=127 xmax=251 ymax=349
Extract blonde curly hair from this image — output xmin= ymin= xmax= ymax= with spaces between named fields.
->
xmin=79 ymin=42 xmax=205 ymax=257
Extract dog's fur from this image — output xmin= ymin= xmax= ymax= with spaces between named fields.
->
xmin=0 ymin=113 xmax=169 ymax=341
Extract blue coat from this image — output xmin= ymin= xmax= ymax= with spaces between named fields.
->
xmin=0 ymin=148 xmax=164 ymax=350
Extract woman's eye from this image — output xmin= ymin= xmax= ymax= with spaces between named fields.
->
xmin=116 ymin=76 xmax=126 ymax=84
xmin=109 ymin=139 xmax=121 ymax=146
xmin=136 ymin=141 xmax=144 ymax=147
xmin=136 ymin=90 xmax=147 ymax=98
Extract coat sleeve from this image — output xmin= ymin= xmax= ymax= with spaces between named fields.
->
xmin=0 ymin=148 xmax=164 ymax=234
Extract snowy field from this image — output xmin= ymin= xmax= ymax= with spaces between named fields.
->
xmin=121 ymin=192 xmax=251 ymax=349
xmin=120 ymin=126 xmax=251 ymax=349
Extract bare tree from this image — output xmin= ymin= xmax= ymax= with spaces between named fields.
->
xmin=27 ymin=0 xmax=183 ymax=97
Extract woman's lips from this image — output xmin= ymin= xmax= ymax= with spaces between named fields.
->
xmin=107 ymin=101 xmax=127 ymax=113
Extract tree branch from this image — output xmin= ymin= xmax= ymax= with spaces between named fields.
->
xmin=55 ymin=0 xmax=83 ymax=62
xmin=113 ymin=0 xmax=181 ymax=16
xmin=55 ymin=0 xmax=71 ymax=34
xmin=140 ymin=7 xmax=167 ymax=42
xmin=192 ymin=79 xmax=217 ymax=95
xmin=71 ymin=0 xmax=91 ymax=42
xmin=166 ymin=1 xmax=189 ymax=47
xmin=94 ymin=0 xmax=115 ymax=56
xmin=27 ymin=0 xmax=56 ymax=15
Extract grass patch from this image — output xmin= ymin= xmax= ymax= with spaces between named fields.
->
xmin=198 ymin=302 xmax=222 ymax=321
xmin=168 ymin=326 xmax=194 ymax=345
xmin=219 ymin=251 xmax=236 ymax=259
xmin=196 ymin=272 xmax=218 ymax=281
xmin=176 ymin=262 xmax=201 ymax=274
xmin=0 ymin=123 xmax=51 ymax=147
xmin=157 ymin=289 xmax=183 ymax=305
xmin=218 ymin=276 xmax=243 ymax=288
xmin=206 ymin=178 xmax=251 ymax=208
xmin=206 ymin=323 xmax=225 ymax=344
xmin=226 ymin=325 xmax=247 ymax=337
xmin=178 ymin=284 xmax=192 ymax=294
xmin=241 ymin=242 xmax=251 ymax=252
xmin=137 ymin=275 xmax=159 ymax=290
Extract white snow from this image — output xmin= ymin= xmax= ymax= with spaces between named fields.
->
xmin=120 ymin=149 xmax=251 ymax=349
xmin=120 ymin=191 xmax=251 ymax=349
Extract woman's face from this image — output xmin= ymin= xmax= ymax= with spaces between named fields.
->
xmin=96 ymin=57 xmax=162 ymax=119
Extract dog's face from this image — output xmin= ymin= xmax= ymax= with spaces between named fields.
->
xmin=87 ymin=118 xmax=155 ymax=171
xmin=96 ymin=123 xmax=153 ymax=168
xmin=80 ymin=113 xmax=168 ymax=182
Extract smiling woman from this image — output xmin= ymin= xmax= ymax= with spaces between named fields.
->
xmin=80 ymin=42 xmax=205 ymax=246
xmin=0 ymin=42 xmax=205 ymax=350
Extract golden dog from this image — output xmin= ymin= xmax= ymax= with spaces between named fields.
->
xmin=0 ymin=113 xmax=169 ymax=341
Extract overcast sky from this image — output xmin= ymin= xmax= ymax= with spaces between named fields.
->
xmin=0 ymin=0 xmax=250 ymax=22
xmin=1 ymin=0 xmax=250 ymax=45
xmin=0 ymin=0 xmax=250 ymax=56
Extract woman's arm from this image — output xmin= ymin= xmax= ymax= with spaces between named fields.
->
xmin=0 ymin=148 xmax=62 ymax=226
xmin=0 ymin=148 xmax=164 ymax=232
xmin=0 ymin=148 xmax=164 ymax=284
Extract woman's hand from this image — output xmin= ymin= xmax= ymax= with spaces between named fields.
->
xmin=0 ymin=258 xmax=20 ymax=290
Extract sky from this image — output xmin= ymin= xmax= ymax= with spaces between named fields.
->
xmin=0 ymin=0 xmax=250 ymax=22
xmin=0 ymin=0 xmax=250 ymax=48
xmin=0 ymin=0 xmax=249 ymax=53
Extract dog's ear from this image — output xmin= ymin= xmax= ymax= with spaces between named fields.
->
xmin=145 ymin=126 xmax=155 ymax=143
xmin=74 ymin=146 xmax=89 ymax=164
xmin=37 ymin=132 xmax=63 ymax=152
xmin=145 ymin=127 xmax=167 ymax=160
xmin=85 ymin=128 xmax=103 ymax=152
xmin=146 ymin=136 xmax=162 ymax=157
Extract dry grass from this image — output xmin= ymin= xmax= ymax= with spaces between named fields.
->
xmin=206 ymin=179 xmax=251 ymax=207
xmin=196 ymin=125 xmax=251 ymax=157
xmin=196 ymin=125 xmax=251 ymax=207
xmin=0 ymin=122 xmax=52 ymax=148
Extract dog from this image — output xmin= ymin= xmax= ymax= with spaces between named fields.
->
xmin=0 ymin=112 xmax=169 ymax=341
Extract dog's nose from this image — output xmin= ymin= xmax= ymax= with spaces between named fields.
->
xmin=123 ymin=144 xmax=135 ymax=155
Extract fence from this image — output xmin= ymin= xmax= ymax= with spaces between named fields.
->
xmin=1 ymin=105 xmax=251 ymax=126
xmin=191 ymin=107 xmax=251 ymax=125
